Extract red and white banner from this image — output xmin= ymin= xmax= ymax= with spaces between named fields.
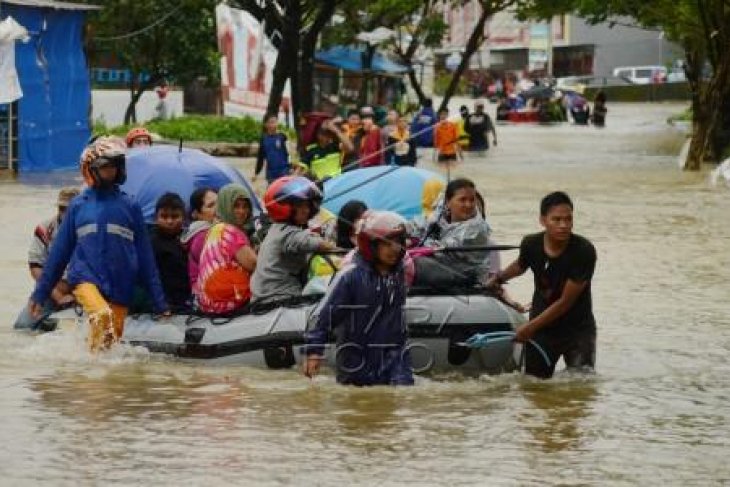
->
xmin=215 ymin=3 xmax=289 ymax=118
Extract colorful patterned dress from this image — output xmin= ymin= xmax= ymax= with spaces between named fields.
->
xmin=196 ymin=223 xmax=252 ymax=314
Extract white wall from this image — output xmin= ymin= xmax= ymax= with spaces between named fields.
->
xmin=91 ymin=89 xmax=184 ymax=127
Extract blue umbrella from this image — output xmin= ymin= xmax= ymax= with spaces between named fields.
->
xmin=121 ymin=145 xmax=260 ymax=222
xmin=323 ymin=166 xmax=446 ymax=220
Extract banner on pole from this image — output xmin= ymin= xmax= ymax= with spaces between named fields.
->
xmin=215 ymin=4 xmax=289 ymax=119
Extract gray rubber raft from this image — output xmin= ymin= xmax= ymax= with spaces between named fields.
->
xmin=50 ymin=292 xmax=526 ymax=375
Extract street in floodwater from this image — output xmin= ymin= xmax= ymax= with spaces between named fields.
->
xmin=0 ymin=103 xmax=728 ymax=486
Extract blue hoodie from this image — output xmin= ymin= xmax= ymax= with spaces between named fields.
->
xmin=304 ymin=252 xmax=414 ymax=386
xmin=410 ymin=106 xmax=436 ymax=148
xmin=31 ymin=187 xmax=167 ymax=312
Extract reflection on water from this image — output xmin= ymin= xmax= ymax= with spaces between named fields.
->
xmin=1 ymin=103 xmax=729 ymax=485
xmin=519 ymin=378 xmax=599 ymax=453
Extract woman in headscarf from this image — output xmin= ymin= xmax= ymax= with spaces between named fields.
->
xmin=181 ymin=187 xmax=217 ymax=296
xmin=411 ymin=178 xmax=493 ymax=288
xmin=196 ymin=184 xmax=258 ymax=314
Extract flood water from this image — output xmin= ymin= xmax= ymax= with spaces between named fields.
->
xmin=1 ymin=103 xmax=729 ymax=485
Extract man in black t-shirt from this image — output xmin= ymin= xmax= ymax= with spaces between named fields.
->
xmin=486 ymin=191 xmax=596 ymax=378
xmin=465 ymin=101 xmax=497 ymax=152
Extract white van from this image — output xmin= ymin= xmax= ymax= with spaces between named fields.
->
xmin=612 ymin=65 xmax=667 ymax=85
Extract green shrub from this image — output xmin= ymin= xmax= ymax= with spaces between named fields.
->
xmin=93 ymin=115 xmax=294 ymax=144
xmin=433 ymin=72 xmax=470 ymax=96
xmin=667 ymin=107 xmax=692 ymax=123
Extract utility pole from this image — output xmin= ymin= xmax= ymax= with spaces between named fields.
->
xmin=546 ymin=17 xmax=553 ymax=78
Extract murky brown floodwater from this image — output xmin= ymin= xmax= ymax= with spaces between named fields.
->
xmin=1 ymin=103 xmax=728 ymax=486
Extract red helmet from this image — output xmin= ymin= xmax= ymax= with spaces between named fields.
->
xmin=356 ymin=210 xmax=407 ymax=262
xmin=264 ymin=176 xmax=323 ymax=223
xmin=125 ymin=127 xmax=153 ymax=147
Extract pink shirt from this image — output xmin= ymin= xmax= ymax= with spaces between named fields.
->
xmin=187 ymin=230 xmax=207 ymax=295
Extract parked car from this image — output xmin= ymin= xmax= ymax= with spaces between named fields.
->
xmin=612 ymin=65 xmax=667 ymax=84
xmin=666 ymin=68 xmax=686 ymax=83
xmin=556 ymin=75 xmax=632 ymax=93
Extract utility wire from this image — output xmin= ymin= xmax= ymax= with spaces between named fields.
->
xmin=94 ymin=5 xmax=184 ymax=42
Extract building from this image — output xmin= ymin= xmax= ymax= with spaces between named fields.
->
xmin=0 ymin=0 xmax=98 ymax=172
xmin=440 ymin=3 xmax=682 ymax=78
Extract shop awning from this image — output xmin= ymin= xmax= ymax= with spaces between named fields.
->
xmin=315 ymin=46 xmax=409 ymax=74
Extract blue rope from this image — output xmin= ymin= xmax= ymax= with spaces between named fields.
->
xmin=460 ymin=331 xmax=552 ymax=369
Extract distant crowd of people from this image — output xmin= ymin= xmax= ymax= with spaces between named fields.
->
xmin=254 ymin=99 xmax=499 ymax=185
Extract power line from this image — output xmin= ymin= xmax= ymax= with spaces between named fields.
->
xmin=94 ymin=4 xmax=184 ymax=42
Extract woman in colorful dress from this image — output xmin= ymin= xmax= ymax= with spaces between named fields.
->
xmin=196 ymin=184 xmax=257 ymax=315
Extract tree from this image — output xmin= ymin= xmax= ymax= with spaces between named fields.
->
xmin=521 ymin=0 xmax=730 ymax=170
xmin=391 ymin=0 xmax=449 ymax=105
xmin=88 ymin=0 xmax=220 ymax=124
xmin=231 ymin=0 xmax=339 ymax=125
xmin=438 ymin=0 xmax=525 ymax=112
xmin=324 ymin=1 xmax=400 ymax=106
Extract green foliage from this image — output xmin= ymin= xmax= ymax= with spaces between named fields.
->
xmin=324 ymin=0 xmax=448 ymax=54
xmin=93 ymin=116 xmax=277 ymax=144
xmin=667 ymin=107 xmax=693 ymax=123
xmin=89 ymin=0 xmax=220 ymax=88
xmin=434 ymin=72 xmax=470 ymax=96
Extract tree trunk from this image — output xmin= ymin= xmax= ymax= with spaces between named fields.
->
xmin=124 ymin=88 xmax=145 ymax=126
xmin=406 ymin=66 xmax=428 ymax=106
xmin=286 ymin=1 xmax=303 ymax=149
xmin=266 ymin=43 xmax=291 ymax=117
xmin=684 ymin=44 xmax=730 ymax=170
xmin=684 ymin=47 xmax=706 ymax=170
xmin=707 ymin=50 xmax=730 ymax=162
xmin=438 ymin=3 xmax=491 ymax=112
xmin=360 ymin=44 xmax=376 ymax=106
xmin=299 ymin=36 xmax=316 ymax=114
xmin=686 ymin=105 xmax=710 ymax=170
xmin=124 ymin=77 xmax=139 ymax=125
xmin=299 ymin=0 xmax=337 ymax=114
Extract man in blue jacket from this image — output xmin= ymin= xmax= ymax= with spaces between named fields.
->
xmin=29 ymin=136 xmax=169 ymax=351
xmin=303 ymin=211 xmax=414 ymax=386
xmin=410 ymin=98 xmax=436 ymax=148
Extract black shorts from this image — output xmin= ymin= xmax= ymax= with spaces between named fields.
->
xmin=523 ymin=327 xmax=596 ymax=379
xmin=438 ymin=153 xmax=458 ymax=163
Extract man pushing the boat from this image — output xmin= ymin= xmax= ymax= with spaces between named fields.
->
xmin=28 ymin=136 xmax=170 ymax=351
xmin=486 ymin=191 xmax=597 ymax=378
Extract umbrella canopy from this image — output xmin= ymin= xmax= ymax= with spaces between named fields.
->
xmin=121 ymin=145 xmax=260 ymax=222
xmin=323 ymin=166 xmax=446 ymax=220
xmin=521 ymin=85 xmax=554 ymax=100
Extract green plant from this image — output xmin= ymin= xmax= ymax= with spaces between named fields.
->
xmin=92 ymin=115 xmax=295 ymax=144
xmin=667 ymin=107 xmax=693 ymax=123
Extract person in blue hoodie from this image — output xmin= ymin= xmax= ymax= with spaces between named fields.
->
xmin=253 ymin=113 xmax=290 ymax=184
xmin=410 ymin=98 xmax=436 ymax=148
xmin=303 ymin=210 xmax=414 ymax=386
xmin=28 ymin=136 xmax=169 ymax=351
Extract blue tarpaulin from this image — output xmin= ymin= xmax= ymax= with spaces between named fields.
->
xmin=316 ymin=46 xmax=409 ymax=74
xmin=1 ymin=3 xmax=92 ymax=172
xmin=323 ymin=166 xmax=445 ymax=220
xmin=121 ymin=146 xmax=261 ymax=223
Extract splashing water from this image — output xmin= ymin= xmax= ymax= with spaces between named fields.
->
xmin=709 ymin=159 xmax=730 ymax=187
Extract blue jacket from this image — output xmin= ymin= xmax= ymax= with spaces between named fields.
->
xmin=410 ymin=107 xmax=436 ymax=147
xmin=304 ymin=253 xmax=414 ymax=386
xmin=255 ymin=133 xmax=290 ymax=182
xmin=31 ymin=187 xmax=167 ymax=312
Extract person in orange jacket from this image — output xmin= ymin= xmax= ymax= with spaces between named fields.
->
xmin=433 ymin=108 xmax=462 ymax=164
